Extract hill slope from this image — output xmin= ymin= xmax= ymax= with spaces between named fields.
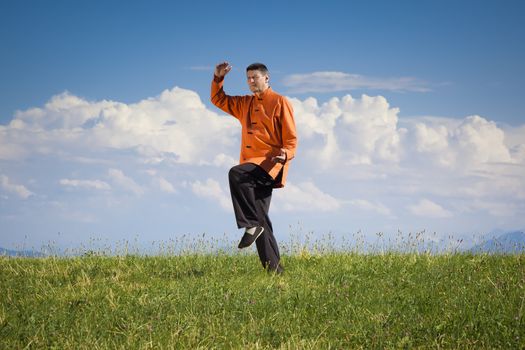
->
xmin=0 ymin=246 xmax=44 ymax=257
xmin=1 ymin=253 xmax=524 ymax=348
xmin=469 ymin=231 xmax=525 ymax=253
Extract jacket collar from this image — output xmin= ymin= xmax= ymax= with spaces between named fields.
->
xmin=254 ymin=86 xmax=272 ymax=99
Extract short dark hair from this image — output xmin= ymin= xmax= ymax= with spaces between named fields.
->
xmin=246 ymin=63 xmax=269 ymax=74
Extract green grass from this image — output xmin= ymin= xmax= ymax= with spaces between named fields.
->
xmin=1 ymin=252 xmax=524 ymax=349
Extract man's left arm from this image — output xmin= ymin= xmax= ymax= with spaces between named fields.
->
xmin=275 ymin=97 xmax=297 ymax=163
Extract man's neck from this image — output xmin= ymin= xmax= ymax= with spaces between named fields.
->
xmin=254 ymin=86 xmax=270 ymax=98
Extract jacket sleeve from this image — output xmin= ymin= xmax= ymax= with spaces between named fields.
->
xmin=281 ymin=97 xmax=297 ymax=162
xmin=210 ymin=75 xmax=244 ymax=120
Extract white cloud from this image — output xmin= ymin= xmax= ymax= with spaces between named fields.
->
xmin=0 ymin=175 xmax=34 ymax=199
xmin=348 ymin=199 xmax=392 ymax=217
xmin=1 ymin=87 xmax=525 ymax=249
xmin=188 ymin=65 xmax=213 ymax=71
xmin=191 ymin=178 xmax=232 ymax=211
xmin=451 ymin=115 xmax=512 ymax=165
xmin=402 ymin=115 xmax=516 ymax=169
xmin=291 ymin=95 xmax=520 ymax=181
xmin=503 ymin=124 xmax=525 ymax=163
xmin=213 ymin=153 xmax=237 ymax=168
xmin=155 ymin=177 xmax=177 ymax=194
xmin=59 ymin=178 xmax=111 ymax=190
xmin=290 ymin=94 xmax=403 ymax=166
xmin=2 ymin=87 xmax=238 ymax=166
xmin=274 ymin=181 xmax=341 ymax=212
xmin=412 ymin=122 xmax=450 ymax=152
xmin=0 ymin=126 xmax=27 ymax=160
xmin=468 ymin=200 xmax=520 ymax=217
xmin=408 ymin=199 xmax=453 ymax=218
xmin=283 ymin=71 xmax=430 ymax=94
xmin=108 ymin=169 xmax=144 ymax=196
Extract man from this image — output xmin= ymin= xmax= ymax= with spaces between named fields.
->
xmin=211 ymin=61 xmax=297 ymax=274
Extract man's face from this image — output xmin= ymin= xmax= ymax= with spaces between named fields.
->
xmin=246 ymin=70 xmax=269 ymax=94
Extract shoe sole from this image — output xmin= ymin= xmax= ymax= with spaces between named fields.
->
xmin=238 ymin=227 xmax=264 ymax=249
xmin=252 ymin=227 xmax=264 ymax=243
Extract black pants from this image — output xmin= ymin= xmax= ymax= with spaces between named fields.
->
xmin=228 ymin=163 xmax=281 ymax=270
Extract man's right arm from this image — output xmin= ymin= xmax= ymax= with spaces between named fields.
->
xmin=210 ymin=61 xmax=243 ymax=119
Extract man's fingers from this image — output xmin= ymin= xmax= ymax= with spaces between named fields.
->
xmin=215 ymin=62 xmax=232 ymax=77
xmin=217 ymin=62 xmax=230 ymax=70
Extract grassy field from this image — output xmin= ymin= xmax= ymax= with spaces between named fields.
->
xmin=1 ymin=252 xmax=524 ymax=349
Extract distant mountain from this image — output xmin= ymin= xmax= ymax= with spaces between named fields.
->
xmin=0 ymin=247 xmax=45 ymax=257
xmin=469 ymin=231 xmax=525 ymax=254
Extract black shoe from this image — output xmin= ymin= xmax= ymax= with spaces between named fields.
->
xmin=238 ymin=227 xmax=264 ymax=249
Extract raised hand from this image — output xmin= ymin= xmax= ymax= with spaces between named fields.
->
xmin=214 ymin=61 xmax=232 ymax=78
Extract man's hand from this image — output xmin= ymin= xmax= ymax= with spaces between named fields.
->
xmin=215 ymin=61 xmax=232 ymax=78
xmin=272 ymin=148 xmax=287 ymax=164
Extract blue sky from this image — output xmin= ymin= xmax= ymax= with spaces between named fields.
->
xmin=1 ymin=0 xmax=524 ymax=252
xmin=2 ymin=0 xmax=524 ymax=124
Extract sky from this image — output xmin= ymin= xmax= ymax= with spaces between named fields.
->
xmin=1 ymin=0 xmax=524 ymax=253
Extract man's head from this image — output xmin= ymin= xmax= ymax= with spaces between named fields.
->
xmin=246 ymin=63 xmax=269 ymax=95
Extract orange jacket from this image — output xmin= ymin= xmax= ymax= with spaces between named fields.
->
xmin=211 ymin=76 xmax=297 ymax=188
